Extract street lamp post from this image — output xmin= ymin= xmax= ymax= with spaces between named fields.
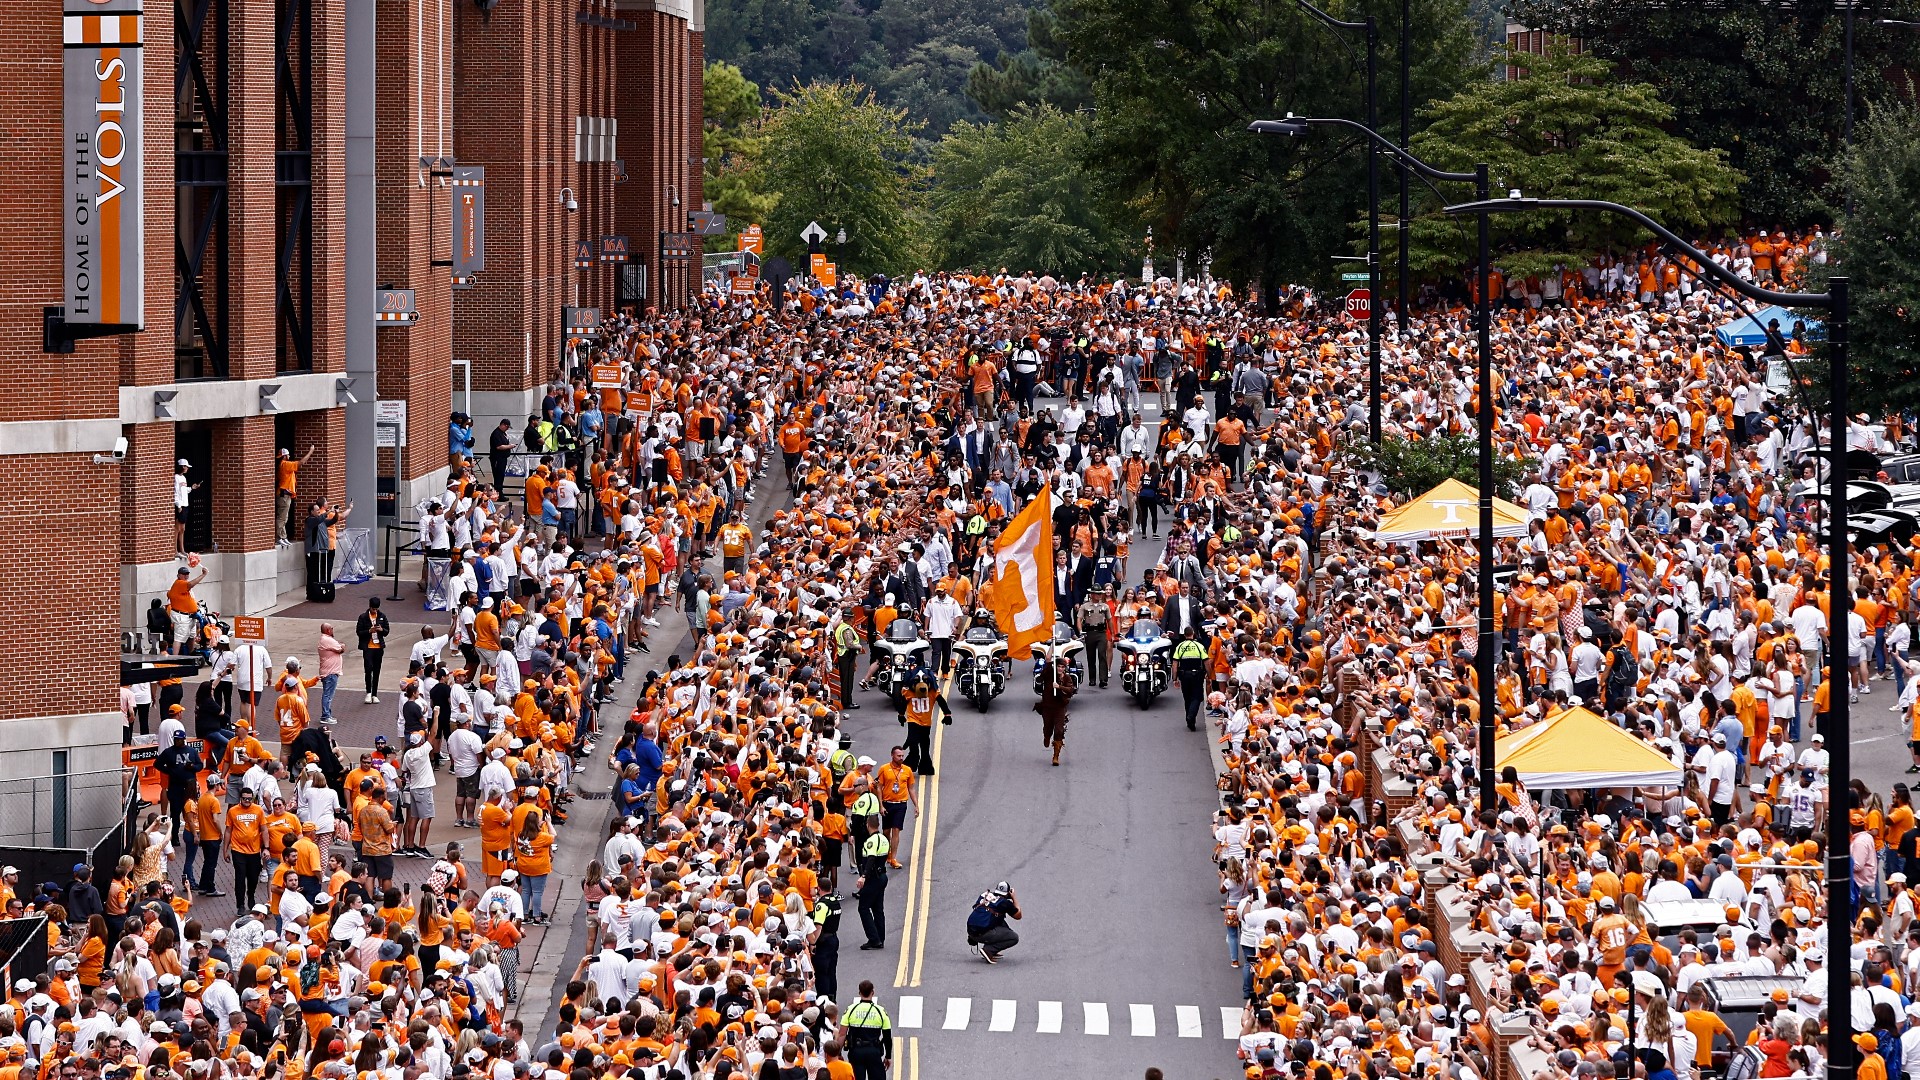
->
xmin=1295 ymin=0 xmax=1382 ymax=445
xmin=1398 ymin=0 xmax=1412 ymax=341
xmin=1250 ymin=116 xmax=1497 ymax=810
xmin=1442 ymin=193 xmax=1852 ymax=1080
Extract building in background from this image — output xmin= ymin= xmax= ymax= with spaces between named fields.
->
xmin=0 ymin=0 xmax=700 ymax=802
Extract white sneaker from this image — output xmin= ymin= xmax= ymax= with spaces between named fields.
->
xmin=364 ymin=693 xmax=375 ymax=704
xmin=643 ymin=617 xmax=660 ymax=627
xmin=370 ymin=694 xmax=380 ymax=704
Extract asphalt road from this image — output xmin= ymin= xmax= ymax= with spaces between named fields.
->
xmin=835 ymin=484 xmax=1247 ymax=1080
xmin=1834 ymin=664 xmax=1915 ymax=802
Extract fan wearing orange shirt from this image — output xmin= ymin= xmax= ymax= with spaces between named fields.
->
xmin=874 ymin=749 xmax=917 ymax=870
xmin=275 ymin=677 xmax=310 ymax=758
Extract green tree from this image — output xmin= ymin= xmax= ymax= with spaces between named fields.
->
xmin=1340 ymin=433 xmax=1535 ymax=500
xmin=1055 ymin=0 xmax=1479 ymax=301
xmin=705 ymin=0 xmax=1033 ymax=140
xmin=703 ymin=62 xmax=778 ymax=249
xmin=930 ymin=105 xmax=1128 ymax=275
xmin=1507 ymin=0 xmax=1920 ymax=225
xmin=967 ymin=7 xmax=1091 ymax=120
xmin=1400 ymin=47 xmax=1743 ymax=282
xmin=757 ymin=81 xmax=928 ymax=276
xmin=1804 ymin=101 xmax=1920 ymax=414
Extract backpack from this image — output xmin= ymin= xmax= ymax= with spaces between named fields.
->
xmin=966 ymin=902 xmax=996 ymax=933
xmin=1605 ymin=646 xmax=1638 ymax=697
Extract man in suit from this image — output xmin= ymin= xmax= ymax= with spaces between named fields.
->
xmin=1163 ymin=580 xmax=1205 ymax=639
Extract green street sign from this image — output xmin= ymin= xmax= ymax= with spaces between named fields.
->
xmin=1341 ymin=272 xmax=1370 ymax=282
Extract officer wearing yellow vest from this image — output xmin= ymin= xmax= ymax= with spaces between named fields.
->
xmin=838 ymin=979 xmax=893 ymax=1079
xmin=810 ymin=892 xmax=842 ymax=1003
xmin=1174 ymin=627 xmax=1210 ymax=732
xmin=832 ymin=608 xmax=863 ymax=711
xmin=855 ymin=830 xmax=891 ymax=952
xmin=849 ymin=783 xmax=882 ymax=854
xmin=826 ymin=733 xmax=857 ymax=811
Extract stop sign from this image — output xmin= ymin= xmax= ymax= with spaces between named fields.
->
xmin=1344 ymin=288 xmax=1371 ymax=318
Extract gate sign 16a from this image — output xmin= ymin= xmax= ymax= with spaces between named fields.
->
xmin=65 ymin=0 xmax=146 ymax=329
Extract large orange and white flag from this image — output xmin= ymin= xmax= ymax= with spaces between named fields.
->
xmin=986 ymin=489 xmax=1055 ymax=659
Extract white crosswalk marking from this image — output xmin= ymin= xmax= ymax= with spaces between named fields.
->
xmin=1130 ymin=1003 xmax=1156 ymax=1037
xmin=895 ymin=996 xmax=1236 ymax=1038
xmin=1176 ymin=1005 xmax=1203 ymax=1038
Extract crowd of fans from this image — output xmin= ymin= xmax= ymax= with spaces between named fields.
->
xmin=85 ymin=223 xmax=1887 ymax=1080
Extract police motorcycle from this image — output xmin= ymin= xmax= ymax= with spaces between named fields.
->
xmin=953 ymin=611 xmax=1010 ymax=712
xmin=1029 ymin=618 xmax=1086 ymax=695
xmin=871 ymin=616 xmax=933 ymax=707
xmin=1114 ymin=611 xmax=1172 ymax=707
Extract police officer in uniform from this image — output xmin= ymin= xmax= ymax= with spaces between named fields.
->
xmin=811 ymin=892 xmax=843 ymax=1002
xmin=849 ymin=783 xmax=882 ymax=854
xmin=1075 ymin=586 xmax=1113 ymax=688
xmin=896 ymin=665 xmax=949 ymax=776
xmin=1173 ymin=627 xmax=1209 ymax=732
xmin=827 ymin=733 xmax=857 ymax=812
xmin=833 ymin=613 xmax=863 ymax=711
xmin=838 ymin=980 xmax=894 ymax=1079
xmin=855 ymin=830 xmax=891 ymax=950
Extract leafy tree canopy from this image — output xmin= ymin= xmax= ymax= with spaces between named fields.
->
xmin=966 ymin=7 xmax=1092 ymax=120
xmin=702 ymin=62 xmax=777 ymax=250
xmin=1341 ymin=432 xmax=1535 ymax=500
xmin=1507 ymin=0 xmax=1920 ymax=226
xmin=930 ymin=105 xmax=1129 ymax=277
xmin=755 ymin=82 xmax=929 ymax=276
xmin=704 ymin=0 xmax=1032 ymax=139
xmin=1054 ymin=0 xmax=1479 ymax=299
xmin=1401 ymin=47 xmax=1743 ymax=281
xmin=1804 ymin=101 xmax=1920 ymax=415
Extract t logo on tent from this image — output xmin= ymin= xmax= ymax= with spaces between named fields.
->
xmin=1429 ymin=499 xmax=1471 ymax=524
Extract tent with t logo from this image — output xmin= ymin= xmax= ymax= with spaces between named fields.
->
xmin=1369 ymin=477 xmax=1531 ymax=543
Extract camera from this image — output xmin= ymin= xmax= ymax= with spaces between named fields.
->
xmin=93 ymin=436 xmax=129 ymax=465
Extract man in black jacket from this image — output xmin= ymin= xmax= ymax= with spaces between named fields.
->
xmin=156 ymin=731 xmax=204 ymax=845
xmin=488 ymin=419 xmax=515 ymax=490
xmin=65 ymin=865 xmax=102 ymax=927
xmin=355 ymin=598 xmax=390 ymax=704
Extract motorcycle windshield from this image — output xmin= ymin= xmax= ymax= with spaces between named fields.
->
xmin=886 ymin=619 xmax=923 ymax=644
xmin=963 ymin=627 xmax=1000 ymax=645
xmin=1051 ymin=622 xmax=1076 ymax=644
xmin=1129 ymin=620 xmax=1164 ymax=641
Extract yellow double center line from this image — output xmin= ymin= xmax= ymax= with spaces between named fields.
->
xmin=890 ymin=670 xmax=952 ymax=1080
xmin=894 ymin=668 xmax=952 ymax=988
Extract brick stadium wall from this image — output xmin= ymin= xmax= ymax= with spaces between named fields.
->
xmin=453 ymin=0 xmax=579 ymax=400
xmin=0 ymin=2 xmax=157 ymax=727
xmin=610 ymin=3 xmax=705 ymax=314
xmin=376 ymin=0 xmax=454 ymax=480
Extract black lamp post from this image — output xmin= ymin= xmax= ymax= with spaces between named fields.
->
xmin=1295 ymin=0 xmax=1382 ymax=445
xmin=1250 ymin=116 xmax=1498 ymax=811
xmin=1443 ymin=193 xmax=1852 ymax=1080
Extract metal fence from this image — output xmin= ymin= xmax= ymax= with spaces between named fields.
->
xmin=702 ymin=250 xmax=747 ymax=285
xmin=0 ymin=768 xmax=132 ymax=850
xmin=0 ymin=768 xmax=136 ymax=897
